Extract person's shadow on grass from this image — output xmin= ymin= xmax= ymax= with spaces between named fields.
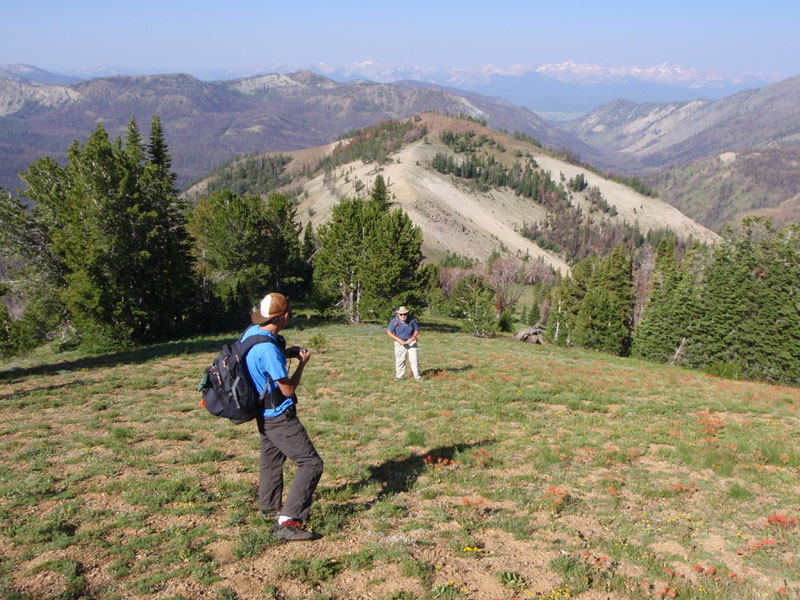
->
xmin=309 ymin=440 xmax=495 ymax=535
xmin=309 ymin=439 xmax=495 ymax=535
xmin=358 ymin=441 xmax=492 ymax=499
xmin=420 ymin=365 xmax=475 ymax=378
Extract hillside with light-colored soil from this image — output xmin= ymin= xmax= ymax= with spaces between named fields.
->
xmin=188 ymin=113 xmax=719 ymax=274
xmin=294 ymin=140 xmax=566 ymax=272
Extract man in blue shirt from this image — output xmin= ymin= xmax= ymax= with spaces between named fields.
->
xmin=243 ymin=293 xmax=322 ymax=541
xmin=387 ymin=306 xmax=421 ymax=380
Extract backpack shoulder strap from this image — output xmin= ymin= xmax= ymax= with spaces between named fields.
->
xmin=237 ymin=334 xmax=281 ymax=401
xmin=238 ymin=334 xmax=277 ymax=355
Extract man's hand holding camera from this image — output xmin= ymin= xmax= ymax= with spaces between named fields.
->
xmin=287 ymin=345 xmax=311 ymax=364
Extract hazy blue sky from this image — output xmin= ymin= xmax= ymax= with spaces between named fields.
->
xmin=2 ymin=0 xmax=798 ymax=79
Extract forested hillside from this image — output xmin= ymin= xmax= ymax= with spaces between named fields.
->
xmin=645 ymin=148 xmax=800 ymax=231
xmin=563 ymin=75 xmax=800 ymax=171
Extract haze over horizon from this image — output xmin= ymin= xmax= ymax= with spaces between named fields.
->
xmin=2 ymin=0 xmax=798 ymax=84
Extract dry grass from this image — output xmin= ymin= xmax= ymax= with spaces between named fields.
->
xmin=1 ymin=314 xmax=799 ymax=599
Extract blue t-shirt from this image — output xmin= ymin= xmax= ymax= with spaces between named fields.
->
xmin=240 ymin=325 xmax=294 ymax=418
xmin=388 ymin=316 xmax=418 ymax=341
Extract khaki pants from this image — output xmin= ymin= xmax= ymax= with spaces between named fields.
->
xmin=394 ymin=341 xmax=420 ymax=379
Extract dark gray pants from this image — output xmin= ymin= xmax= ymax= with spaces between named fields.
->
xmin=256 ymin=407 xmax=323 ymax=522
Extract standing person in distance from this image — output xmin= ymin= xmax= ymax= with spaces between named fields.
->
xmin=243 ymin=293 xmax=323 ymax=541
xmin=387 ymin=306 xmax=421 ymax=381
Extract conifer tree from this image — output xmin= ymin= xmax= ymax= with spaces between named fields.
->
xmin=370 ymin=174 xmax=390 ymax=210
xmin=572 ymin=287 xmax=628 ymax=354
xmin=359 ymin=205 xmax=423 ymax=319
xmin=313 ymin=180 xmax=423 ymax=322
xmin=263 ymin=192 xmax=303 ymax=293
xmin=632 ymin=237 xmax=683 ymax=361
xmin=547 ymin=257 xmax=595 ymax=346
xmin=302 ymin=221 xmax=317 ymax=287
xmin=683 ymin=218 xmax=800 ymax=382
xmin=189 ymin=191 xmax=272 ymax=316
xmin=529 ymin=301 xmax=540 ymax=326
xmin=313 ymin=198 xmax=375 ymax=323
xmin=548 ymin=245 xmax=633 ymax=354
xmin=449 ymin=274 xmax=498 ymax=337
xmin=0 ymin=286 xmax=16 ymax=357
xmin=4 ymin=117 xmax=197 ymax=348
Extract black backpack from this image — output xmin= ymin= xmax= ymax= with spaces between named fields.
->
xmin=198 ymin=332 xmax=289 ymax=424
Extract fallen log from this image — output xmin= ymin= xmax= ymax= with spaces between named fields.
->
xmin=513 ymin=326 xmax=545 ymax=344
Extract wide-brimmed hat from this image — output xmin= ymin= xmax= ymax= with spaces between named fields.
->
xmin=251 ymin=293 xmax=289 ymax=324
xmin=396 ymin=306 xmax=410 ymax=315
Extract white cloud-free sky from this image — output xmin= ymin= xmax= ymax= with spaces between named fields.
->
xmin=2 ymin=0 xmax=798 ymax=79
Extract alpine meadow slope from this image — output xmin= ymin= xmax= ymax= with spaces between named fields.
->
xmin=1 ymin=318 xmax=799 ymax=599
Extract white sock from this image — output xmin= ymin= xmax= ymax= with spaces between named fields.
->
xmin=277 ymin=515 xmax=292 ymax=525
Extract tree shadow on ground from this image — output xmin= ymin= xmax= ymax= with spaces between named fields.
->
xmin=309 ymin=440 xmax=495 ymax=536
xmin=1 ymin=311 xmax=341 ymax=383
xmin=0 ymin=336 xmax=233 ymax=382
xmin=0 ymin=379 xmax=89 ymax=402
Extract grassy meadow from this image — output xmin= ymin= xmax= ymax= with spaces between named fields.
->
xmin=1 ymin=312 xmax=799 ymax=600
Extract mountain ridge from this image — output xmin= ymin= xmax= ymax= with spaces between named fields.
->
xmin=0 ymin=70 xmax=607 ymax=191
xmin=564 ymin=75 xmax=800 ymax=171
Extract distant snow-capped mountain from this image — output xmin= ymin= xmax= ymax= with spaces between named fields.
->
xmin=265 ymin=61 xmax=773 ymax=113
xmin=4 ymin=60 xmax=776 ymax=114
xmin=533 ymin=61 xmax=763 ymax=87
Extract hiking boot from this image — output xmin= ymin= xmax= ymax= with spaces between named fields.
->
xmin=271 ymin=519 xmax=315 ymax=541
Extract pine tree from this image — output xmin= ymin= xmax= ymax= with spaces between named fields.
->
xmin=313 ymin=197 xmax=422 ymax=323
xmin=529 ymin=301 xmax=540 ymax=325
xmin=546 ymin=257 xmax=595 ymax=346
xmin=302 ymin=221 xmax=317 ymax=264
xmin=685 ymin=218 xmax=800 ymax=383
xmin=313 ymin=198 xmax=375 ymax=323
xmin=449 ymin=275 xmax=498 ymax=337
xmin=188 ymin=190 xmax=273 ymax=315
xmin=370 ymin=174 xmax=390 ymax=210
xmin=302 ymin=221 xmax=317 ymax=288
xmin=572 ymin=287 xmax=628 ymax=354
xmin=0 ymin=287 xmax=16 ymax=357
xmin=263 ymin=193 xmax=303 ymax=293
xmin=147 ymin=115 xmax=172 ymax=178
xmin=360 ymin=206 xmax=423 ymax=319
xmin=6 ymin=117 xmax=197 ymax=348
xmin=550 ymin=245 xmax=633 ymax=355
xmin=632 ymin=237 xmax=684 ymax=362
